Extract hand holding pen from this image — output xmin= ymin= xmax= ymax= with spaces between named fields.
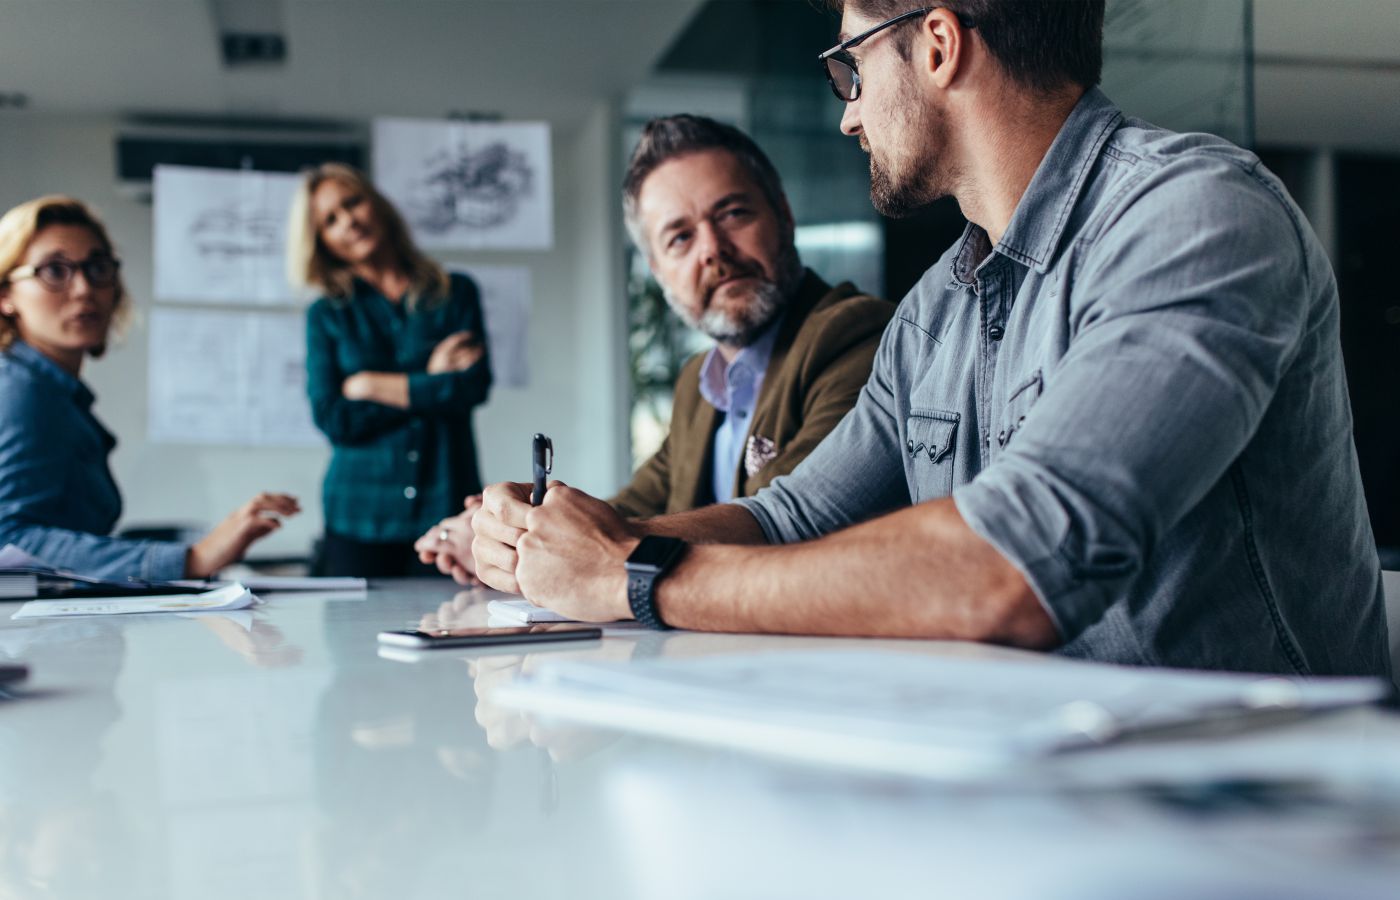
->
xmin=469 ymin=434 xmax=554 ymax=595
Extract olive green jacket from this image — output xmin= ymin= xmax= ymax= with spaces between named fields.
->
xmin=610 ymin=271 xmax=894 ymax=518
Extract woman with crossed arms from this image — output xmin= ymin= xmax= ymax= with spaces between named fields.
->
xmin=289 ymin=164 xmax=492 ymax=577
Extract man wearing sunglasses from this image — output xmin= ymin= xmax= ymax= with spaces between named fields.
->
xmin=473 ymin=1 xmax=1389 ymax=677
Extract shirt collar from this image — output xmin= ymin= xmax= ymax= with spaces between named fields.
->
xmin=952 ymin=87 xmax=1124 ymax=283
xmin=697 ymin=311 xmax=785 ymax=413
xmin=4 ymin=340 xmax=95 ymax=409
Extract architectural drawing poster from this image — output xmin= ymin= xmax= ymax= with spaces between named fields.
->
xmin=449 ymin=264 xmax=531 ymax=388
xmin=373 ymin=118 xmax=553 ymax=251
xmin=148 ymin=309 xmax=322 ymax=447
xmin=153 ymin=165 xmax=301 ymax=304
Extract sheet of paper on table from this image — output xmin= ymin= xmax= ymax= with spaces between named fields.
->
xmin=494 ymin=650 xmax=1391 ymax=781
xmin=11 ymin=583 xmax=257 ymax=619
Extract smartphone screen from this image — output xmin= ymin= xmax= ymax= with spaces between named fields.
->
xmin=377 ymin=623 xmax=603 ymax=649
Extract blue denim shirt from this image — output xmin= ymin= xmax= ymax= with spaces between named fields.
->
xmin=738 ymin=88 xmax=1391 ymax=677
xmin=0 ymin=341 xmax=188 ymax=581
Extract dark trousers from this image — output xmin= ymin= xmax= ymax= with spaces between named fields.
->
xmin=316 ymin=531 xmax=442 ymax=578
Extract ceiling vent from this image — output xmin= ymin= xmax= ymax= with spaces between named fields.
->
xmin=210 ymin=0 xmax=286 ymax=68
xmin=221 ymin=33 xmax=287 ymax=66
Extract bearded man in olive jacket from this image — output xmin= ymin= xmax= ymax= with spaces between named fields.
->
xmin=416 ymin=115 xmax=892 ymax=582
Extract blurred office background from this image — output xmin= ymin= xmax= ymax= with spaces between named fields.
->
xmin=0 ymin=0 xmax=1396 ymax=565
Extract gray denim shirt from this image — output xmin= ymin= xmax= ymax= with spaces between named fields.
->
xmin=737 ymin=88 xmax=1391 ymax=677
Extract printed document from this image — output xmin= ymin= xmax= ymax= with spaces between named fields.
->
xmin=12 ymin=583 xmax=257 ymax=619
xmin=495 ymin=650 xmax=1389 ymax=780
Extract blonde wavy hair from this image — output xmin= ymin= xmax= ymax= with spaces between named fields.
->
xmin=286 ymin=162 xmax=449 ymax=309
xmin=0 ymin=195 xmax=131 ymax=356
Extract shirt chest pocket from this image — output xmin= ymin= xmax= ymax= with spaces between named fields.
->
xmin=905 ymin=410 xmax=959 ymax=502
xmin=996 ymin=370 xmax=1042 ymax=450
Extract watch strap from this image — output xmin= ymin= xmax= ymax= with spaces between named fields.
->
xmin=626 ymin=536 xmax=686 ymax=630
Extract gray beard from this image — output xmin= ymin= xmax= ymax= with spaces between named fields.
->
xmin=664 ymin=244 xmax=803 ymax=349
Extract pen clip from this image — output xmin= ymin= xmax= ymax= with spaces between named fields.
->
xmin=533 ymin=433 xmax=553 ymax=476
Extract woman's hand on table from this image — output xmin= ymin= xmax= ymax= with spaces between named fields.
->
xmin=186 ymin=492 xmax=301 ymax=578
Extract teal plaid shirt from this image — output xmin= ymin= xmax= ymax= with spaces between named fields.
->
xmin=306 ymin=273 xmax=491 ymax=543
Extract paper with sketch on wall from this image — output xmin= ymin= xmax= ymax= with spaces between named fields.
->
xmin=147 ymin=308 xmax=322 ymax=447
xmin=11 ymin=583 xmax=258 ymax=619
xmin=153 ymin=164 xmax=301 ymax=304
xmin=373 ymin=118 xmax=553 ymax=250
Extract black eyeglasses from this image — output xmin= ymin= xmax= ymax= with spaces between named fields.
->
xmin=818 ymin=6 xmax=976 ymax=102
xmin=5 ymin=255 xmax=121 ymax=292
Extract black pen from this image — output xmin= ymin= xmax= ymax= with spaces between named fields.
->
xmin=531 ymin=433 xmax=553 ymax=506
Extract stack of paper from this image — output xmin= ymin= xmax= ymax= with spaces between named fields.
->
xmin=493 ymin=650 xmax=1391 ymax=780
xmin=486 ymin=598 xmax=574 ymax=625
xmin=0 ymin=573 xmax=39 ymax=600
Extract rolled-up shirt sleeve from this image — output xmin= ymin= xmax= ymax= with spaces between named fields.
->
xmin=953 ymin=157 xmax=1311 ymax=641
xmin=0 ymin=521 xmax=189 ymax=583
xmin=736 ymin=311 xmax=910 ymax=544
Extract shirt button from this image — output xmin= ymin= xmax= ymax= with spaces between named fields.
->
xmin=407 ymin=450 xmax=420 ymax=463
xmin=403 ymin=486 xmax=417 ymax=500
xmin=987 ymin=325 xmax=1005 ymax=341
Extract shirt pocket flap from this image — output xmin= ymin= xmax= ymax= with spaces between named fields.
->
xmin=906 ymin=411 xmax=959 ymax=463
xmin=906 ymin=411 xmax=959 ymax=502
xmin=998 ymin=369 xmax=1043 ymax=449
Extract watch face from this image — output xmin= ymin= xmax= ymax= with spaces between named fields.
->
xmin=627 ymin=536 xmax=685 ymax=571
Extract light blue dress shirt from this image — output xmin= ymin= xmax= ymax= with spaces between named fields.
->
xmin=697 ymin=315 xmax=783 ymax=503
xmin=737 ymin=88 xmax=1389 ymax=677
xmin=0 ymin=341 xmax=189 ymax=581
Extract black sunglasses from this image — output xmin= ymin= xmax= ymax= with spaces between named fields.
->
xmin=818 ymin=6 xmax=977 ymax=102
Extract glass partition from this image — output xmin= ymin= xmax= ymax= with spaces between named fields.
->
xmin=624 ymin=0 xmax=1254 ymax=465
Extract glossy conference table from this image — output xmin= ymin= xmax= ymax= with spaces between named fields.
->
xmin=2 ymin=579 xmax=1399 ymax=899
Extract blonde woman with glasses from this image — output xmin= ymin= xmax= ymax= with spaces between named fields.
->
xmin=0 ymin=195 xmax=299 ymax=581
xmin=288 ymin=164 xmax=492 ymax=577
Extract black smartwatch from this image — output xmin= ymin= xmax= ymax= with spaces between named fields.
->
xmin=625 ymin=535 xmax=687 ymax=630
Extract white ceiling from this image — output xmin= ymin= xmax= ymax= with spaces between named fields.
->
xmin=1253 ymin=0 xmax=1400 ymax=151
xmin=0 ymin=0 xmax=1396 ymax=151
xmin=0 ymin=0 xmax=706 ymax=130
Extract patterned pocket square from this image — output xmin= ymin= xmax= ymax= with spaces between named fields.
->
xmin=744 ymin=434 xmax=778 ymax=477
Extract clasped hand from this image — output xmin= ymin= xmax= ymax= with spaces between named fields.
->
xmin=414 ymin=495 xmax=484 ymax=585
xmin=471 ymin=481 xmax=638 ymax=622
xmin=341 ymin=331 xmax=483 ymax=403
